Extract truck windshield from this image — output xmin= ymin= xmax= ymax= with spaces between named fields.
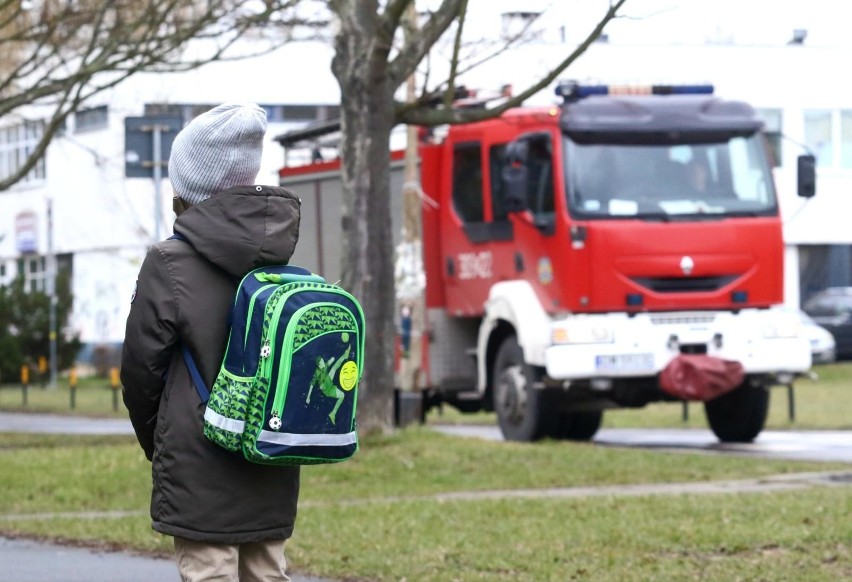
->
xmin=564 ymin=133 xmax=777 ymax=219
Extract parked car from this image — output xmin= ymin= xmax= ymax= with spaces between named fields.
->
xmin=802 ymin=287 xmax=852 ymax=360
xmin=798 ymin=310 xmax=836 ymax=364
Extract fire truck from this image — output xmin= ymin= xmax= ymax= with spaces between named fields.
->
xmin=277 ymin=82 xmax=816 ymax=444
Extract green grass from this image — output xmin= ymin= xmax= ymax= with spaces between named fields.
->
xmin=427 ymin=362 xmax=852 ymax=431
xmin=0 ymin=429 xmax=849 ymax=580
xmin=290 ymin=489 xmax=851 ymax=582
xmin=0 ymin=375 xmax=126 ymax=418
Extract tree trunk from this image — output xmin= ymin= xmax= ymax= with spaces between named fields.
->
xmin=332 ymin=15 xmax=398 ymax=431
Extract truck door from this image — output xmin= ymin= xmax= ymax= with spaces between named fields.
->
xmin=441 ymin=132 xmax=561 ymax=315
xmin=493 ymin=132 xmax=561 ymax=310
xmin=442 ymin=140 xmax=496 ymax=315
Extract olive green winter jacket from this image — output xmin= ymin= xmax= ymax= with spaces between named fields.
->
xmin=121 ymin=184 xmax=302 ymax=543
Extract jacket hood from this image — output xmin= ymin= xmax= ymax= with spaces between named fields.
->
xmin=173 ymin=185 xmax=301 ymax=277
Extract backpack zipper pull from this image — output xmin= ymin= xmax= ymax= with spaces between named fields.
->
xmin=269 ymin=412 xmax=282 ymax=430
xmin=260 ymin=341 xmax=271 ymax=359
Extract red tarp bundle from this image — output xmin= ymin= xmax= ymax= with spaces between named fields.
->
xmin=658 ymin=354 xmax=745 ymax=401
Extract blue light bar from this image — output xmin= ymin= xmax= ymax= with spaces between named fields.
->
xmin=556 ymin=81 xmax=714 ymax=99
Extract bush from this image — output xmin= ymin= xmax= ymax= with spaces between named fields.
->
xmin=0 ymin=270 xmax=81 ymax=383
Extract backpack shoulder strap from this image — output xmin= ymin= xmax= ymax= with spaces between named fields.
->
xmin=168 ymin=233 xmax=210 ymax=403
xmin=180 ymin=344 xmax=210 ymax=403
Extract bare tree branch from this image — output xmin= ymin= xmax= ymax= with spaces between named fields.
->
xmin=442 ymin=0 xmax=467 ymax=110
xmin=0 ymin=0 xmax=318 ymax=191
xmin=418 ymin=8 xmax=547 ymax=100
xmin=395 ymin=0 xmax=628 ymax=126
xmin=386 ymin=0 xmax=464 ymax=87
xmin=380 ymin=0 xmax=413 ymax=41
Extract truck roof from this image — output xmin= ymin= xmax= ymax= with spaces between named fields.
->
xmin=562 ymin=95 xmax=763 ymax=136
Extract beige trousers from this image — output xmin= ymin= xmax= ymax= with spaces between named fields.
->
xmin=173 ymin=537 xmax=291 ymax=582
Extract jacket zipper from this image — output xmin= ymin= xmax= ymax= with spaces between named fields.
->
xmin=269 ymin=297 xmax=360 ymax=425
xmin=244 ymin=283 xmax=276 ymax=352
xmin=263 ymin=284 xmax=309 ymax=430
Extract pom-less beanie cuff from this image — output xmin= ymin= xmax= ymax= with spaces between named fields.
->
xmin=168 ymin=103 xmax=267 ymax=206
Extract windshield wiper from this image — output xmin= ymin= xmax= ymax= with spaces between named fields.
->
xmin=723 ymin=210 xmax=761 ymax=218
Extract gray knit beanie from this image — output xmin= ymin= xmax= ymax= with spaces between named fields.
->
xmin=168 ymin=103 xmax=267 ymax=206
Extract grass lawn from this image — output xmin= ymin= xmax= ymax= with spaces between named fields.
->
xmin=0 ymin=375 xmax=126 ymax=418
xmin=0 ymin=429 xmax=849 ymax=581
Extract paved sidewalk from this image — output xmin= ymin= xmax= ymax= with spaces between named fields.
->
xmin=0 ymin=411 xmax=134 ymax=435
xmin=0 ymin=537 xmax=333 ymax=582
xmin=0 ymin=537 xmax=180 ymax=582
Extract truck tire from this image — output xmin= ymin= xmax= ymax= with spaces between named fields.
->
xmin=703 ymin=382 xmax=769 ymax=443
xmin=492 ymin=335 xmax=555 ymax=441
xmin=549 ymin=411 xmax=603 ymax=441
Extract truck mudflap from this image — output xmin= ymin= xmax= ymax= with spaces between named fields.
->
xmin=544 ymin=308 xmax=812 ymax=381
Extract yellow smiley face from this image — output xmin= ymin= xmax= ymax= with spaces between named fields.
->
xmin=339 ymin=361 xmax=359 ymax=391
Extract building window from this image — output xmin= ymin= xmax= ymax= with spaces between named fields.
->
xmin=11 ymin=254 xmax=72 ymax=293
xmin=0 ymin=120 xmax=46 ymax=183
xmin=17 ymin=255 xmax=47 ymax=293
xmin=145 ymin=102 xmax=338 ymax=127
xmin=144 ymin=103 xmax=183 ymax=118
xmin=840 ymin=110 xmax=852 ymax=169
xmin=803 ymin=110 xmax=833 ymax=168
xmin=75 ymin=105 xmax=109 ymax=132
xmin=283 ymin=105 xmax=322 ymax=121
xmin=756 ymin=108 xmax=783 ymax=167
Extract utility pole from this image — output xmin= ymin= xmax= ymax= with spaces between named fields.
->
xmin=47 ymin=197 xmax=57 ymax=388
xmin=151 ymin=124 xmax=164 ymax=242
xmin=124 ymin=115 xmax=181 ymax=242
xmin=397 ymin=2 xmax=425 ymax=393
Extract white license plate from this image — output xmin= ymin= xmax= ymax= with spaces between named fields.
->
xmin=595 ymin=353 xmax=655 ymax=373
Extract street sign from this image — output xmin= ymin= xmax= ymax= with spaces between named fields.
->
xmin=124 ymin=115 xmax=182 ymax=178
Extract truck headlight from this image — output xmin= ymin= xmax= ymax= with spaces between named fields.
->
xmin=552 ymin=322 xmax=614 ymax=345
xmin=762 ymin=313 xmax=800 ymax=339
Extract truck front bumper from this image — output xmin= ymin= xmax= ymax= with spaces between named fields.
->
xmin=544 ymin=309 xmax=812 ymax=381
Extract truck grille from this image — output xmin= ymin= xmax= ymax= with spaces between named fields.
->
xmin=649 ymin=313 xmax=716 ymax=326
xmin=631 ymin=275 xmax=737 ymax=293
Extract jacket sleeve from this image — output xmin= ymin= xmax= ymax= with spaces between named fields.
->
xmin=120 ymin=246 xmax=178 ymax=460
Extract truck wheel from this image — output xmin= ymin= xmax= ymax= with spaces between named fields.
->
xmin=550 ymin=411 xmax=603 ymax=441
xmin=703 ymin=383 xmax=769 ymax=443
xmin=492 ymin=335 xmax=554 ymax=441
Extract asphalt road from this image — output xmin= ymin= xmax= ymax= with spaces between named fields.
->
xmin=0 ymin=537 xmax=181 ymax=582
xmin=435 ymin=424 xmax=852 ymax=464
xmin=0 ymin=536 xmax=333 ymax=582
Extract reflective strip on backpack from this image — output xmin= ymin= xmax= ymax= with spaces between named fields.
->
xmin=257 ymin=430 xmax=358 ymax=447
xmin=204 ymin=407 xmax=245 ymax=435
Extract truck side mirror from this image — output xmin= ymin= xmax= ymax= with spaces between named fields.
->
xmin=502 ymin=140 xmax=529 ymax=212
xmin=797 ymin=154 xmax=816 ymax=198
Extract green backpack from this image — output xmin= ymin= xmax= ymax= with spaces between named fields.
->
xmin=181 ymin=263 xmax=365 ymax=465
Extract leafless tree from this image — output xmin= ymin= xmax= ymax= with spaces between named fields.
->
xmin=329 ymin=0 xmax=628 ymax=431
xmin=0 ymin=0 xmax=325 ymax=190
